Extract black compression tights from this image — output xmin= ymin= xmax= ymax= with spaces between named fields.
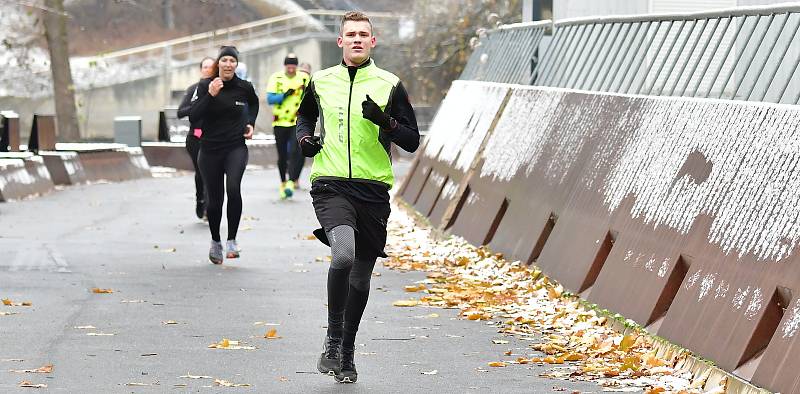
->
xmin=273 ymin=126 xmax=303 ymax=183
xmin=198 ymin=145 xmax=248 ymax=242
xmin=326 ymin=225 xmax=377 ymax=350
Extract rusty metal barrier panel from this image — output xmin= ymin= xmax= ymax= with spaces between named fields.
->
xmin=395 ymin=81 xmax=509 ymax=228
xmin=244 ymin=140 xmax=278 ymax=169
xmin=419 ymin=81 xmax=800 ymax=391
xmin=0 ymin=155 xmax=54 ymax=200
xmin=141 ymin=142 xmax=194 ymax=171
xmin=39 ymin=151 xmax=88 ymax=185
xmin=57 ymin=144 xmax=147 ymax=183
xmin=28 ymin=114 xmax=57 ymax=152
xmin=124 ymin=147 xmax=152 ymax=179
xmin=1 ymin=112 xmax=20 ymax=152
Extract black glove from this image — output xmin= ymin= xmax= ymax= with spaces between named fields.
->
xmin=299 ymin=135 xmax=322 ymax=157
xmin=284 ymin=88 xmax=295 ymax=97
xmin=361 ymin=94 xmax=392 ymax=130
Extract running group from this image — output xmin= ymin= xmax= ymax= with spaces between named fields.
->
xmin=176 ymin=11 xmax=420 ymax=384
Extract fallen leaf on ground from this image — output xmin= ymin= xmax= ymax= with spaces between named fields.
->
xmin=2 ymin=299 xmax=31 ymax=306
xmin=162 ymin=320 xmax=178 ymax=325
xmin=18 ymin=381 xmax=47 ymax=388
xmin=0 ymin=312 xmax=18 ymax=316
xmin=488 ymin=361 xmax=507 ymax=367
xmin=404 ymin=284 xmax=427 ymax=292
xmin=421 ymin=370 xmax=438 ymax=375
xmin=491 ymin=339 xmax=509 ymax=345
xmin=393 ymin=299 xmax=419 ymax=307
xmin=214 ymin=378 xmax=250 ymax=387
xmin=9 ymin=364 xmax=53 ymax=374
xmin=180 ymin=373 xmax=213 ymax=379
xmin=161 ymin=248 xmax=177 ymax=253
xmin=91 ymin=288 xmax=113 ymax=294
xmin=208 ymin=338 xmax=256 ymax=350
xmin=265 ymin=328 xmax=281 ymax=339
xmin=253 ymin=322 xmax=280 ymax=326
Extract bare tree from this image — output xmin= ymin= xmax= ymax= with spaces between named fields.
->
xmin=385 ymin=0 xmax=522 ymax=105
xmin=42 ymin=0 xmax=80 ymax=141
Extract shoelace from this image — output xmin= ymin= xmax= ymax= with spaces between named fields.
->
xmin=340 ymin=349 xmax=355 ymax=370
xmin=325 ymin=338 xmax=341 ymax=359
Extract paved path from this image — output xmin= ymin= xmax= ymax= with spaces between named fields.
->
xmin=0 ymin=166 xmax=601 ymax=393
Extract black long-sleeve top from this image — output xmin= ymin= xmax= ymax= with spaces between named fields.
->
xmin=177 ymin=82 xmax=201 ymax=139
xmin=189 ymin=75 xmax=259 ymax=152
xmin=296 ymin=61 xmax=420 ymax=203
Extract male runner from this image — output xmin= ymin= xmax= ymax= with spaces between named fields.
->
xmin=266 ymin=53 xmax=309 ymax=198
xmin=296 ymin=10 xmax=420 ymax=384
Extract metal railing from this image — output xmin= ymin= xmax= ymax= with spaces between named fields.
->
xmin=459 ymin=20 xmax=551 ymax=84
xmin=1 ymin=10 xmax=406 ymax=97
xmin=460 ymin=3 xmax=800 ymax=105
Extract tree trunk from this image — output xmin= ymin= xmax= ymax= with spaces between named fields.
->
xmin=42 ymin=0 xmax=80 ymax=142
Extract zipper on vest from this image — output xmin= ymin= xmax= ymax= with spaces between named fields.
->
xmin=347 ymin=69 xmax=356 ymax=179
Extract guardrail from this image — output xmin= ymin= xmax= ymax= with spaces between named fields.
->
xmin=461 ymin=3 xmax=800 ymax=105
xmin=459 ymin=20 xmax=551 ymax=85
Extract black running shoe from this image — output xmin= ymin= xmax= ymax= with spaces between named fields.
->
xmin=195 ymin=199 xmax=205 ymax=219
xmin=317 ymin=336 xmax=341 ymax=376
xmin=334 ymin=347 xmax=357 ymax=383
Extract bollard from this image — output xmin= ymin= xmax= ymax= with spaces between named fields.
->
xmin=114 ymin=116 xmax=142 ymax=147
xmin=0 ymin=111 xmax=20 ymax=152
xmin=28 ymin=114 xmax=57 ymax=153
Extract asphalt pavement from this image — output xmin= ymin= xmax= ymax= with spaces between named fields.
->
xmin=0 ymin=163 xmax=602 ymax=393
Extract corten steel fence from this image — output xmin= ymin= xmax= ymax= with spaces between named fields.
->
xmin=459 ymin=20 xmax=551 ymax=84
xmin=462 ymin=4 xmax=800 ymax=105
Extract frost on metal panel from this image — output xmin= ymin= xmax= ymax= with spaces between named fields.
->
xmin=782 ymin=300 xmax=800 ymax=338
xmin=602 ymin=97 xmax=800 ymax=262
xmin=424 ymin=81 xmax=508 ymax=171
xmin=480 ymin=89 xmax=565 ymax=181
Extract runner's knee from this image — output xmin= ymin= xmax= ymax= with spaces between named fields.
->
xmin=329 ymin=225 xmax=355 ymax=270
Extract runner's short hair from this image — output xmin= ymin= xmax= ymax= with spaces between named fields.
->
xmin=340 ymin=11 xmax=373 ymax=35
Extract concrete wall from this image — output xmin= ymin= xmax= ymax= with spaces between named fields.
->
xmin=0 ymin=37 xmax=325 ymax=142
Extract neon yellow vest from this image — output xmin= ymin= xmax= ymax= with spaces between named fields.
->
xmin=310 ymin=61 xmax=399 ymax=188
xmin=267 ymin=71 xmax=309 ymax=127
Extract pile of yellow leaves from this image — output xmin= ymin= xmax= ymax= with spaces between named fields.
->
xmin=383 ymin=205 xmax=726 ymax=394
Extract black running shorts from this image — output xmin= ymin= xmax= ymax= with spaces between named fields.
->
xmin=310 ymin=181 xmax=391 ymax=258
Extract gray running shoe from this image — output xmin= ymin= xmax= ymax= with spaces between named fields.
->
xmin=209 ymin=241 xmax=223 ymax=264
xmin=225 ymin=240 xmax=240 ymax=259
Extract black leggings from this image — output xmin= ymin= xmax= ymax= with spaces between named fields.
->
xmin=326 ymin=225 xmax=378 ymax=350
xmin=185 ymin=136 xmax=205 ymax=202
xmin=198 ymin=145 xmax=248 ymax=242
xmin=274 ymin=126 xmax=304 ymax=182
